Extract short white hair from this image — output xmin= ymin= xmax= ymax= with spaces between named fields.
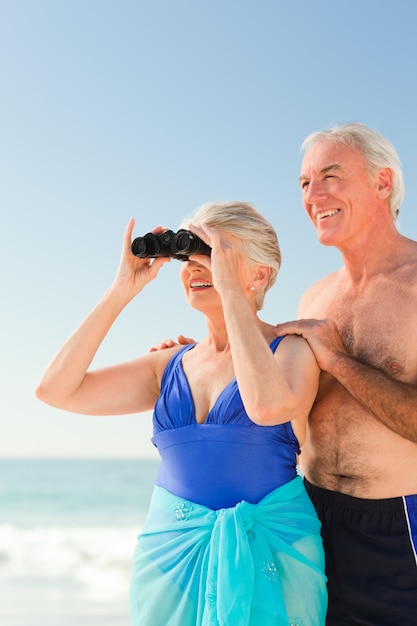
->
xmin=302 ymin=122 xmax=404 ymax=221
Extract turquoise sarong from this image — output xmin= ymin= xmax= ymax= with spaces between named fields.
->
xmin=130 ymin=476 xmax=327 ymax=625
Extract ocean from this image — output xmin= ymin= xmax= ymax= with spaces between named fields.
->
xmin=0 ymin=459 xmax=160 ymax=626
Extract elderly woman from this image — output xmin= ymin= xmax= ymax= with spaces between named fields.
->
xmin=36 ymin=201 xmax=327 ymax=625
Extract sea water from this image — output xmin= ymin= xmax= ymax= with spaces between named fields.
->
xmin=0 ymin=459 xmax=159 ymax=626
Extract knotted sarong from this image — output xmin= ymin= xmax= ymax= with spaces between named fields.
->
xmin=130 ymin=476 xmax=327 ymax=625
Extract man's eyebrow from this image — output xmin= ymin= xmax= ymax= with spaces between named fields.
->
xmin=298 ymin=162 xmax=343 ymax=184
xmin=321 ymin=163 xmax=343 ymax=174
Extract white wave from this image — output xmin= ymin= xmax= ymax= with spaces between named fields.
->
xmin=0 ymin=524 xmax=141 ymax=602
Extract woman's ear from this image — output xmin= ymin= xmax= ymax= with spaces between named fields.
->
xmin=250 ymin=266 xmax=270 ymax=291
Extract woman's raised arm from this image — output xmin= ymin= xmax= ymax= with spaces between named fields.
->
xmin=35 ymin=218 xmax=172 ymax=415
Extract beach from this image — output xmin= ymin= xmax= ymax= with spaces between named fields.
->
xmin=0 ymin=459 xmax=159 ymax=626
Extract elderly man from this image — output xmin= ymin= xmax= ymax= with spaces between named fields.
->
xmin=276 ymin=122 xmax=417 ymax=625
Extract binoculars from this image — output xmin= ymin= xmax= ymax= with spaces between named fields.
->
xmin=131 ymin=229 xmax=211 ymax=261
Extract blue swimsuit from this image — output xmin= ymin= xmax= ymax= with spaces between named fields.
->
xmin=130 ymin=338 xmax=327 ymax=626
xmin=153 ymin=337 xmax=301 ymax=509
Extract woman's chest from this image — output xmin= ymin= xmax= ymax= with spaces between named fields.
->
xmin=182 ymin=351 xmax=236 ymax=424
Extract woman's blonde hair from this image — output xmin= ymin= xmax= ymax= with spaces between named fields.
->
xmin=181 ymin=201 xmax=280 ymax=310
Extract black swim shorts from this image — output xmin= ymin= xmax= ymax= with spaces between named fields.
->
xmin=305 ymin=479 xmax=417 ymax=626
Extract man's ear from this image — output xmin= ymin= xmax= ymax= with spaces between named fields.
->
xmin=376 ymin=167 xmax=393 ymax=200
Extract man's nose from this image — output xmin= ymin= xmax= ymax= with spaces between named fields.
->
xmin=304 ymin=179 xmax=327 ymax=204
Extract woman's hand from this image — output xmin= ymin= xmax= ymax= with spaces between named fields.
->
xmin=35 ymin=219 xmax=172 ymax=414
xmin=187 ymin=223 xmax=247 ymax=297
xmin=112 ymin=218 xmax=171 ymax=299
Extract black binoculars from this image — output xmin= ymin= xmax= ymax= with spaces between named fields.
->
xmin=131 ymin=229 xmax=211 ymax=261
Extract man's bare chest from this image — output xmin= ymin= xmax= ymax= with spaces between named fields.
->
xmin=310 ymin=288 xmax=417 ymax=381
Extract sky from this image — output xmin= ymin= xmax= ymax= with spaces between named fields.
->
xmin=1 ymin=0 xmax=417 ymax=459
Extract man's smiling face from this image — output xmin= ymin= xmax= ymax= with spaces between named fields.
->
xmin=299 ymin=140 xmax=380 ymax=249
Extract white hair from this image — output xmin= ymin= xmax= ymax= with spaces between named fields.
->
xmin=302 ymin=122 xmax=404 ymax=221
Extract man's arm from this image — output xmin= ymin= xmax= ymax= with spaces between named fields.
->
xmin=275 ymin=318 xmax=417 ymax=443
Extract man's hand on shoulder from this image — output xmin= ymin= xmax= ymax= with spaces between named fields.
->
xmin=275 ymin=318 xmax=348 ymax=372
xmin=149 ymin=334 xmax=195 ymax=352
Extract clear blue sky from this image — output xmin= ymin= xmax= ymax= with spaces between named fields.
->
xmin=1 ymin=0 xmax=417 ymax=459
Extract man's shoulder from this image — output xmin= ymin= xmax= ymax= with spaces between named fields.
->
xmin=303 ymin=271 xmax=340 ymax=299
xmin=401 ymin=236 xmax=417 ymax=268
xmin=389 ymin=236 xmax=417 ymax=285
xmin=298 ymin=271 xmax=340 ymax=317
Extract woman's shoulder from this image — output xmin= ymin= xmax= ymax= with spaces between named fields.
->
xmin=153 ymin=343 xmax=195 ymax=386
xmin=260 ymin=322 xmax=282 ymax=343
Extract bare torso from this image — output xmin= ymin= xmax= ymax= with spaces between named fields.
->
xmin=299 ymin=244 xmax=417 ymax=498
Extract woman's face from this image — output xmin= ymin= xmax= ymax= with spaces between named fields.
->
xmin=179 ymin=258 xmax=220 ymax=312
xmin=179 ymin=223 xmax=263 ymax=314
